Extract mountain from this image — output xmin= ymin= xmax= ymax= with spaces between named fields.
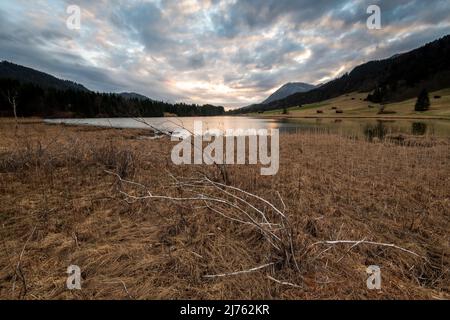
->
xmin=233 ymin=34 xmax=450 ymax=113
xmin=262 ymin=82 xmax=315 ymax=104
xmin=119 ymin=92 xmax=153 ymax=101
xmin=0 ymin=62 xmax=225 ymax=118
xmin=0 ymin=62 xmax=155 ymax=102
xmin=0 ymin=61 xmax=89 ymax=92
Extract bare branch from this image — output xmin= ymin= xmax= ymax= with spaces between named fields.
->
xmin=106 ymin=170 xmax=299 ymax=274
xmin=203 ymin=177 xmax=286 ymax=219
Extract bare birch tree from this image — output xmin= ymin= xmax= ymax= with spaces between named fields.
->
xmin=2 ymin=89 xmax=19 ymax=131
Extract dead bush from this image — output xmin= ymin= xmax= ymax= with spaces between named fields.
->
xmin=91 ymin=143 xmax=137 ymax=178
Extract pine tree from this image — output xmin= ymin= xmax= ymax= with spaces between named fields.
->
xmin=415 ymin=89 xmax=430 ymax=111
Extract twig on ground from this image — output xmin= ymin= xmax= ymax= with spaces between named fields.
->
xmin=204 ymin=263 xmax=275 ymax=278
xmin=12 ymin=225 xmax=36 ymax=299
xmin=267 ymin=275 xmax=302 ymax=288
xmin=120 ymin=280 xmax=134 ymax=300
xmin=311 ymin=240 xmax=424 ymax=259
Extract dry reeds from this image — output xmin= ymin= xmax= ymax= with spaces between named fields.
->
xmin=0 ymin=119 xmax=449 ymax=300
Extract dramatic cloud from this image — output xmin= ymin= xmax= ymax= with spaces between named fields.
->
xmin=1 ymin=0 xmax=449 ymax=108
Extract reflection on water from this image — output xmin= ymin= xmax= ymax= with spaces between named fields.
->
xmin=45 ymin=116 xmax=450 ymax=137
xmin=412 ymin=122 xmax=427 ymax=135
xmin=363 ymin=121 xmax=388 ymax=142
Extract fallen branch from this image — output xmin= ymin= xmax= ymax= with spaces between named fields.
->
xmin=106 ymin=171 xmax=289 ymax=253
xmin=107 ymin=169 xmax=299 ymax=273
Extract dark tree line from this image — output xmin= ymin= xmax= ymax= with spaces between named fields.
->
xmin=0 ymin=79 xmax=225 ymax=118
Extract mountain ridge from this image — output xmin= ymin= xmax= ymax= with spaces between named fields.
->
xmin=232 ymin=34 xmax=450 ymax=114
xmin=0 ymin=61 xmax=90 ymax=92
xmin=0 ymin=61 xmax=161 ymax=103
xmin=262 ymin=82 xmax=316 ymax=104
xmin=119 ymin=92 xmax=153 ymax=101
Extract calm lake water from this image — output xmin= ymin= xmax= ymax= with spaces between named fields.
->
xmin=45 ymin=116 xmax=450 ymax=138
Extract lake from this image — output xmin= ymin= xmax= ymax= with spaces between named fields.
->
xmin=45 ymin=116 xmax=450 ymax=138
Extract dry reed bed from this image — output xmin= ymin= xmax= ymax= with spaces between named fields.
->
xmin=0 ymin=119 xmax=449 ymax=299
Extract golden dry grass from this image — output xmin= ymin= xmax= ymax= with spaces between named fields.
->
xmin=0 ymin=118 xmax=449 ymax=300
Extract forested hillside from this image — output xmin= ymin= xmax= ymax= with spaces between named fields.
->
xmin=0 ymin=63 xmax=225 ymax=118
xmin=232 ymin=35 xmax=450 ymax=114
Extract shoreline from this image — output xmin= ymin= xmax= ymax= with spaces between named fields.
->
xmin=2 ymin=117 xmax=450 ymax=138
xmin=2 ymin=115 xmax=450 ymax=122
xmin=246 ymin=114 xmax=450 ymax=121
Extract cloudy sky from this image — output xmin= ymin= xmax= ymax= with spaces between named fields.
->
xmin=1 ymin=0 xmax=450 ymax=108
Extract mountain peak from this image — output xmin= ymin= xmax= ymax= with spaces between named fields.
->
xmin=262 ymin=82 xmax=316 ymax=104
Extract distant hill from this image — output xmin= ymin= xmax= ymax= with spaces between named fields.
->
xmin=0 ymin=62 xmax=225 ymax=118
xmin=262 ymin=82 xmax=315 ymax=104
xmin=232 ymin=34 xmax=450 ymax=114
xmin=0 ymin=61 xmax=90 ymax=92
xmin=119 ymin=92 xmax=153 ymax=101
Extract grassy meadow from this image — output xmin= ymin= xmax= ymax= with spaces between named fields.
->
xmin=0 ymin=118 xmax=449 ymax=299
xmin=251 ymin=88 xmax=450 ymax=119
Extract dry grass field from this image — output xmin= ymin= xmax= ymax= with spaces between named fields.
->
xmin=0 ymin=118 xmax=449 ymax=300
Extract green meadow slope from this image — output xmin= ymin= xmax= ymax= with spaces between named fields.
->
xmin=249 ymin=88 xmax=450 ymax=120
